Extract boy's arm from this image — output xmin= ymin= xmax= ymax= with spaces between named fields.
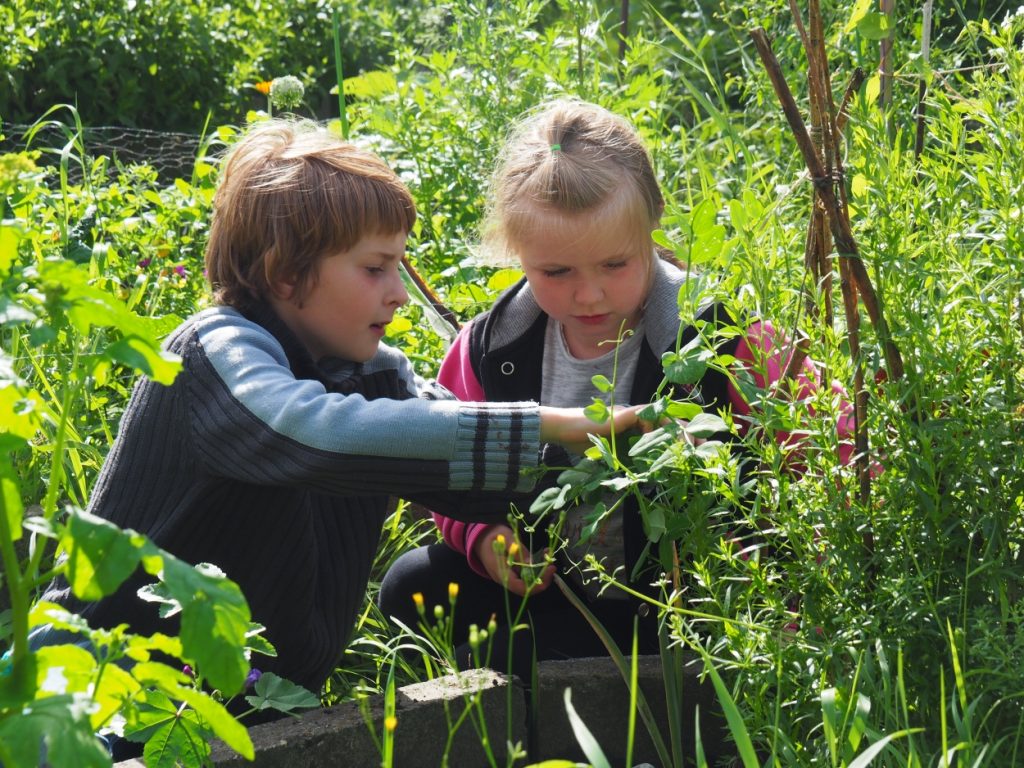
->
xmin=431 ymin=325 xmax=506 ymax=576
xmin=187 ymin=312 xmax=542 ymax=504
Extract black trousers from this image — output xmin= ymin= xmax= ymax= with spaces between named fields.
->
xmin=378 ymin=543 xmax=660 ymax=679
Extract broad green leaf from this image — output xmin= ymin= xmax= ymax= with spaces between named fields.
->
xmin=155 ymin=557 xmax=250 ymax=694
xmin=0 ymin=693 xmax=110 ymax=768
xmin=487 ymin=268 xmax=523 ymax=292
xmin=584 ymin=399 xmax=609 ymax=422
xmin=0 ymin=222 xmax=21 ymax=272
xmin=591 ymin=374 xmax=612 ymax=393
xmin=142 ymin=710 xmax=210 ymax=768
xmin=661 ymin=343 xmax=712 ymax=386
xmin=175 ymin=685 xmax=254 ymax=759
xmin=628 ymin=426 xmax=674 ymax=457
xmin=844 ymin=0 xmax=874 ymax=32
xmin=341 ymin=70 xmax=398 ymax=99
xmin=685 ymin=413 xmax=729 ymax=438
xmin=665 ymin=401 xmax=703 ymax=421
xmin=104 ymin=336 xmax=182 ymax=386
xmin=244 ymin=671 xmax=319 ymax=713
xmin=865 ymin=76 xmax=882 ymax=107
xmin=61 ymin=510 xmax=146 ymax=600
xmin=857 ymin=11 xmax=893 ymax=40
xmin=1 ymin=462 xmax=25 ymax=543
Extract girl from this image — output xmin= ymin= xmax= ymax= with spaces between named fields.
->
xmin=379 ymin=100 xmax=816 ymax=674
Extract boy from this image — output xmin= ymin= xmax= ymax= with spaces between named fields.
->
xmin=39 ymin=119 xmax=638 ymax=694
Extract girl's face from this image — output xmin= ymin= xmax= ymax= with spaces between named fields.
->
xmin=513 ymin=201 xmax=653 ymax=360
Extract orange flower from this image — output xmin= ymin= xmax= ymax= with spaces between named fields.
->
xmin=254 ymin=80 xmax=272 ymax=95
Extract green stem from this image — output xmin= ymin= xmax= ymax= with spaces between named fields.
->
xmin=0 ymin=483 xmax=29 ymax=665
xmin=332 ymin=8 xmax=349 ymax=139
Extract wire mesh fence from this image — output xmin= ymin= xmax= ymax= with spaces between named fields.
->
xmin=1 ymin=123 xmax=211 ymax=183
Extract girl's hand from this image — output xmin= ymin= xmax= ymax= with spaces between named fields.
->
xmin=473 ymin=524 xmax=555 ymax=597
xmin=538 ymin=404 xmax=644 ymax=454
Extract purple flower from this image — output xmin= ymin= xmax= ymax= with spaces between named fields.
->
xmin=182 ymin=664 xmax=194 ymax=678
xmin=174 ymin=264 xmax=187 ymax=277
xmin=138 ymin=258 xmax=152 ymax=269
xmin=245 ymin=668 xmax=262 ymax=689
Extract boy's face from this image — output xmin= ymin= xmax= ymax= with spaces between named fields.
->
xmin=271 ymin=231 xmax=410 ymax=362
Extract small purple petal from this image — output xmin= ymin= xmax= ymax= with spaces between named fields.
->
xmin=174 ymin=265 xmax=187 ymax=277
xmin=138 ymin=258 xmax=152 ymax=269
xmin=245 ymin=668 xmax=262 ymax=689
xmin=182 ymin=664 xmax=194 ymax=678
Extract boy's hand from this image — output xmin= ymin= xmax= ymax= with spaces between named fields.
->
xmin=474 ymin=524 xmax=555 ymax=597
xmin=538 ymin=404 xmax=644 ymax=454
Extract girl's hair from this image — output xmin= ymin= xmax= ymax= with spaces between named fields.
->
xmin=205 ymin=119 xmax=416 ymax=309
xmin=483 ymin=99 xmax=664 ymax=260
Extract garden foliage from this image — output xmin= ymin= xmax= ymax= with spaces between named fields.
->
xmin=2 ymin=0 xmax=1024 ymax=766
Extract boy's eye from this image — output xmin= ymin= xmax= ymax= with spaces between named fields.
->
xmin=605 ymin=260 xmax=627 ymax=270
xmin=366 ymin=266 xmax=385 ymax=275
xmin=543 ymin=267 xmax=569 ymax=278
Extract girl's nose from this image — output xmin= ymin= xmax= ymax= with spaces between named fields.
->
xmin=574 ymin=279 xmax=604 ymax=305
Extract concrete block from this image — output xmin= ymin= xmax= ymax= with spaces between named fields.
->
xmin=195 ymin=668 xmax=525 ymax=768
xmin=533 ymin=654 xmax=731 ymax=766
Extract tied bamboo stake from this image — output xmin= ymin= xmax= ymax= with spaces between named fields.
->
xmin=749 ymin=28 xmax=904 ymax=384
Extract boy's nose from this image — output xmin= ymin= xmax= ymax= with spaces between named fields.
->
xmin=391 ymin=271 xmax=410 ymax=307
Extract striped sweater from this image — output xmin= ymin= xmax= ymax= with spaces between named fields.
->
xmin=44 ymin=303 xmax=541 ymax=691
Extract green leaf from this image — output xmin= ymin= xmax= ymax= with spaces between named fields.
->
xmin=342 ymin=70 xmax=398 ymax=99
xmin=684 ymin=413 xmax=729 ymax=438
xmin=702 ymin=657 xmax=760 ymax=768
xmin=0 ymin=222 xmax=21 ymax=273
xmin=61 ymin=510 xmax=147 ymax=600
xmin=175 ymin=685 xmax=253 ymax=759
xmin=244 ymin=671 xmax=319 ymax=714
xmin=142 ymin=710 xmax=210 ymax=768
xmin=0 ymin=693 xmax=111 ymax=768
xmin=104 ymin=336 xmax=182 ymax=386
xmin=591 ymin=374 xmax=612 ymax=393
xmin=487 ymin=268 xmax=523 ymax=292
xmin=1 ymin=461 xmax=25 ymax=543
xmin=857 ymin=11 xmax=893 ymax=40
xmin=661 ymin=342 xmax=712 ymax=386
xmin=584 ymin=399 xmax=609 ymax=422
xmin=844 ymin=0 xmax=874 ymax=32
xmin=155 ymin=557 xmax=250 ymax=695
xmin=562 ymin=688 xmax=612 ymax=768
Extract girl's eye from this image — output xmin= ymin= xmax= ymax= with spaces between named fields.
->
xmin=543 ymin=267 xmax=569 ymax=278
xmin=605 ymin=260 xmax=627 ymax=270
xmin=366 ymin=266 xmax=385 ymax=275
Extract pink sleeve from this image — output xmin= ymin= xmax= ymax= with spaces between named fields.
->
xmin=729 ymin=321 xmax=857 ymax=469
xmin=433 ymin=324 xmax=494 ymax=577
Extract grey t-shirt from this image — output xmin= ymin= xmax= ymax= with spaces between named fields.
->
xmin=540 ymin=317 xmax=644 ymax=600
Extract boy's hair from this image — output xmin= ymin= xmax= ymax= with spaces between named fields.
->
xmin=483 ymin=99 xmax=664 ymax=261
xmin=205 ymin=119 xmax=416 ymax=308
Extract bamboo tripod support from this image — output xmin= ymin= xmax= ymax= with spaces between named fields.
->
xmin=750 ymin=10 xmax=905 ymax=521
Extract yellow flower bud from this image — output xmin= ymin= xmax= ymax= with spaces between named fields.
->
xmin=412 ymin=592 xmax=425 ymax=615
xmin=508 ymin=541 xmax=520 ymax=560
xmin=385 ymin=715 xmax=398 ymax=732
xmin=448 ymin=582 xmax=459 ymax=602
xmin=493 ymin=534 xmax=506 ymax=552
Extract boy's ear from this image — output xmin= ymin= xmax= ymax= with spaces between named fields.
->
xmin=270 ymin=273 xmax=299 ymax=302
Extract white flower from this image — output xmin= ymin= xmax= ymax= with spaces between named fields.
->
xmin=270 ymin=76 xmax=305 ymax=110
